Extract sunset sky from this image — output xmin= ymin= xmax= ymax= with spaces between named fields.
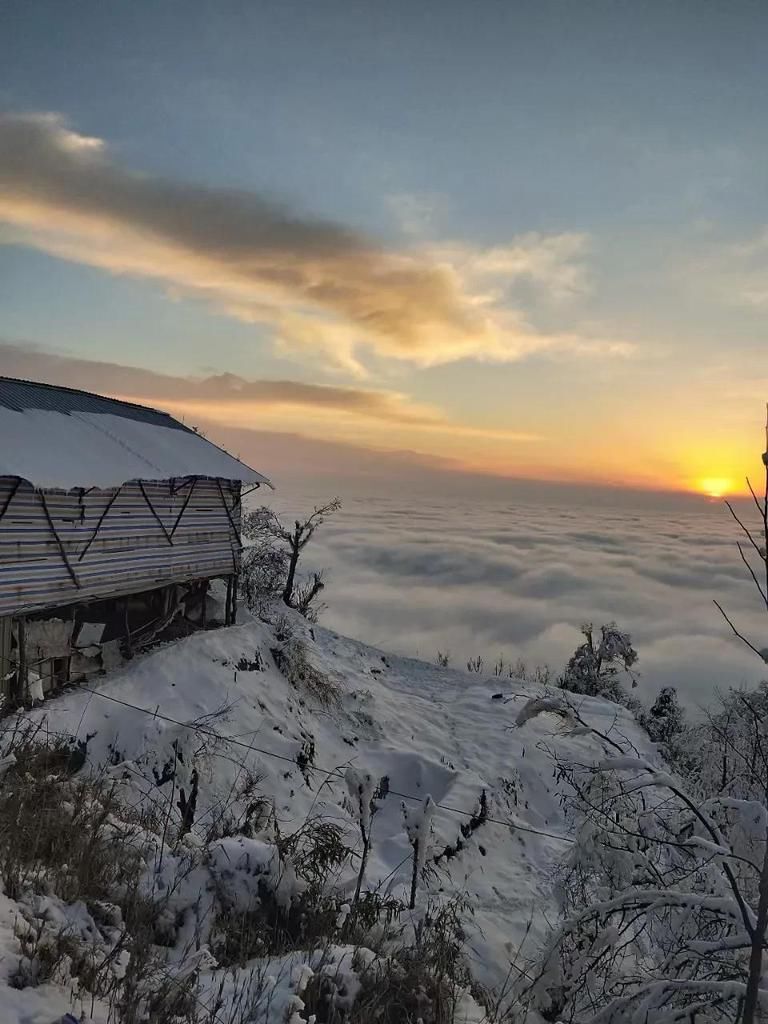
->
xmin=1 ymin=1 xmax=766 ymax=496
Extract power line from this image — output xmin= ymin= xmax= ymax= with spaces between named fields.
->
xmin=72 ymin=681 xmax=575 ymax=846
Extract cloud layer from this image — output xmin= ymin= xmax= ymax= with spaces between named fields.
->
xmin=275 ymin=486 xmax=767 ymax=712
xmin=0 ymin=113 xmax=629 ymax=375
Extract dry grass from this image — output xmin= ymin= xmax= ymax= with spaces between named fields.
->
xmin=271 ymin=635 xmax=342 ymax=707
xmin=305 ymin=899 xmax=475 ymax=1024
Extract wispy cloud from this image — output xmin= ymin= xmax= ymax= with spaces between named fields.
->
xmin=0 ymin=342 xmax=539 ymax=445
xmin=425 ymin=233 xmax=591 ymax=303
xmin=684 ymin=226 xmax=768 ymax=310
xmin=729 ymin=228 xmax=768 ymax=308
xmin=0 ymin=113 xmax=630 ymax=376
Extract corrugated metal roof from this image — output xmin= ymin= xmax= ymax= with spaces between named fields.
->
xmin=0 ymin=377 xmax=189 ymax=431
xmin=0 ymin=376 xmax=272 ymax=490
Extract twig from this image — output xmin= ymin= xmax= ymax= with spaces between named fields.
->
xmin=736 ymin=542 xmax=768 ymax=609
xmin=713 ymin=600 xmax=764 ymax=660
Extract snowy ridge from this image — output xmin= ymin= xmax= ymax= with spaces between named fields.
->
xmin=0 ymin=616 xmax=660 ymax=1022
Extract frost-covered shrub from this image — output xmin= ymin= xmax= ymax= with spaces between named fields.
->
xmin=403 ymin=796 xmax=436 ymax=910
xmin=0 ymin=753 xmax=150 ymax=905
xmin=239 ymin=513 xmax=289 ymax=618
xmin=558 ymin=622 xmax=638 ymax=704
xmin=305 ymin=898 xmax=476 ymax=1024
xmin=678 ymin=682 xmax=768 ymax=902
xmin=208 ymin=820 xmax=353 ymax=965
xmin=638 ymin=685 xmax=686 ymax=750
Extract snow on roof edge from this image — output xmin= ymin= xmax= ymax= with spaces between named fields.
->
xmin=0 ymin=405 xmax=274 ymax=491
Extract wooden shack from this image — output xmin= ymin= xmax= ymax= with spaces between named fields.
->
xmin=0 ymin=376 xmax=271 ymax=702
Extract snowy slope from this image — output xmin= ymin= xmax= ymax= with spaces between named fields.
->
xmin=0 ymin=615 xmax=659 ymax=1022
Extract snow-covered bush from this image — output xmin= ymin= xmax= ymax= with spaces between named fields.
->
xmin=638 ymin=685 xmax=687 ymax=752
xmin=207 ymin=824 xmax=349 ymax=965
xmin=403 ymin=796 xmax=436 ymax=910
xmin=345 ymin=768 xmax=377 ymax=905
xmin=558 ymin=621 xmax=638 ymax=704
xmin=304 ymin=897 xmax=478 ymax=1024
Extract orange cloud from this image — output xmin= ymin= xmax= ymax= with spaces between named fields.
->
xmin=0 ymin=343 xmax=540 ymax=453
xmin=0 ymin=113 xmax=631 ymax=376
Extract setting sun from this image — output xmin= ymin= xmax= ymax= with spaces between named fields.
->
xmin=698 ymin=477 xmax=734 ymax=499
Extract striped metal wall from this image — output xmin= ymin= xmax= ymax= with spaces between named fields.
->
xmin=0 ymin=476 xmax=242 ymax=617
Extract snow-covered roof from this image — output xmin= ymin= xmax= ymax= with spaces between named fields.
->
xmin=0 ymin=377 xmax=272 ymax=490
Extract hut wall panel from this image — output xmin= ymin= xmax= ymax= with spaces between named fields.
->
xmin=0 ymin=477 xmax=242 ymax=616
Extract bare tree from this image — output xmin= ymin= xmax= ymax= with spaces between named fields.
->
xmin=240 ymin=499 xmax=341 ymax=621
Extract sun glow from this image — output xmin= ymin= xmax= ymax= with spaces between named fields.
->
xmin=698 ymin=477 xmax=734 ymax=499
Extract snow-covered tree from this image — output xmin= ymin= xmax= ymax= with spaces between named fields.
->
xmin=681 ymin=683 xmax=768 ymax=901
xmin=558 ymin=622 xmax=638 ymax=704
xmin=640 ymin=686 xmax=686 ymax=746
xmin=519 ymin=747 xmax=768 ymax=1024
xmin=239 ymin=508 xmax=290 ymax=616
xmin=240 ymin=499 xmax=341 ymax=621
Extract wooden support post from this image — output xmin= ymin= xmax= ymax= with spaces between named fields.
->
xmin=123 ymin=601 xmax=133 ymax=657
xmin=15 ymin=618 xmax=26 ymax=705
xmin=225 ymin=576 xmax=233 ymax=626
xmin=201 ymin=580 xmax=209 ymax=628
xmin=231 ymin=573 xmax=238 ymax=625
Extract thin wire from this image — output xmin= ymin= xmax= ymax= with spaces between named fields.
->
xmin=71 ymin=681 xmax=575 ymax=846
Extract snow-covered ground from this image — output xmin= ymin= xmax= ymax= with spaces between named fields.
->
xmin=0 ymin=615 xmax=659 ymax=1023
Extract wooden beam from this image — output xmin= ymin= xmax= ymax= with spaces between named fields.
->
xmin=0 ymin=477 xmax=21 ymax=524
xmin=39 ymin=491 xmax=81 ymax=589
xmin=78 ymin=485 xmax=122 ymax=562
xmin=138 ymin=481 xmax=173 ymax=545
xmin=169 ymin=476 xmax=196 ymax=539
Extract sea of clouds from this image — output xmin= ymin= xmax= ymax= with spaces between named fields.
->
xmin=268 ymin=484 xmax=767 ymax=712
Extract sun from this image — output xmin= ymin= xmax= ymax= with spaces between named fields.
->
xmin=698 ymin=477 xmax=733 ymax=499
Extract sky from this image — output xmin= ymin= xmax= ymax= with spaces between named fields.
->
xmin=0 ymin=0 xmax=767 ymax=497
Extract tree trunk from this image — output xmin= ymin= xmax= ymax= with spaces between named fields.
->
xmin=282 ymin=532 xmax=301 ymax=607
xmin=742 ymin=830 xmax=768 ymax=1024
